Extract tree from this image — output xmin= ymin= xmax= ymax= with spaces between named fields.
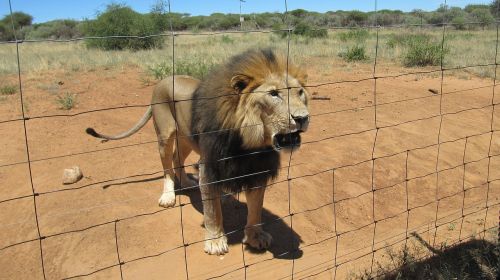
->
xmin=0 ymin=11 xmax=33 ymax=40
xmin=491 ymin=0 xmax=500 ymax=18
xmin=290 ymin=9 xmax=308 ymax=18
xmin=83 ymin=4 xmax=163 ymax=50
xmin=451 ymin=15 xmax=467 ymax=30
xmin=465 ymin=4 xmax=490 ymax=13
xmin=7 ymin=12 xmax=33 ymax=27
xmin=471 ymin=8 xmax=494 ymax=29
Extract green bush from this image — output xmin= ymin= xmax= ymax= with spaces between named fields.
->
xmin=83 ymin=4 xmax=163 ymax=51
xmin=1 ymin=85 xmax=17 ymax=95
xmin=386 ymin=33 xmax=432 ymax=48
xmin=293 ymin=22 xmax=327 ymax=38
xmin=339 ymin=45 xmax=369 ymax=62
xmin=56 ymin=93 xmax=77 ymax=110
xmin=26 ymin=20 xmax=82 ymax=39
xmin=385 ymin=33 xmax=447 ymax=67
xmin=403 ymin=37 xmax=447 ymax=67
xmin=0 ymin=11 xmax=33 ymax=40
xmin=274 ymin=22 xmax=327 ymax=39
xmin=338 ymin=29 xmax=369 ymax=42
xmin=220 ymin=34 xmax=234 ymax=44
xmin=149 ymin=60 xmax=216 ymax=80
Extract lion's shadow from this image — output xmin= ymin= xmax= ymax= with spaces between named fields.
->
xmin=178 ymin=186 xmax=303 ymax=260
xmin=103 ymin=175 xmax=303 ymax=260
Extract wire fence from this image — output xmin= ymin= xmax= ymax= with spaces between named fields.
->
xmin=1 ymin=0 xmax=499 ymax=279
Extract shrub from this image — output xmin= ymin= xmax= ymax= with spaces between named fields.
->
xmin=1 ymin=85 xmax=17 ymax=95
xmin=0 ymin=11 xmax=33 ymax=40
xmin=403 ymin=36 xmax=447 ymax=67
xmin=339 ymin=45 xmax=369 ymax=62
xmin=386 ymin=33 xmax=431 ymax=48
xmin=26 ymin=20 xmax=82 ymax=40
xmin=220 ymin=34 xmax=234 ymax=44
xmin=56 ymin=93 xmax=77 ymax=110
xmin=338 ymin=29 xmax=369 ymax=42
xmin=82 ymin=4 xmax=163 ymax=51
xmin=272 ymin=23 xmax=288 ymax=38
xmin=149 ymin=60 xmax=216 ymax=80
xmin=293 ymin=22 xmax=327 ymax=38
xmin=451 ymin=16 xmax=467 ymax=30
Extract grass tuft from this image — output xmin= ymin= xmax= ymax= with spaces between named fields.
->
xmin=403 ymin=38 xmax=447 ymax=67
xmin=148 ymin=60 xmax=216 ymax=80
xmin=56 ymin=93 xmax=77 ymax=110
xmin=339 ymin=29 xmax=370 ymax=42
xmin=220 ymin=35 xmax=234 ymax=44
xmin=339 ymin=45 xmax=369 ymax=62
xmin=1 ymin=85 xmax=17 ymax=95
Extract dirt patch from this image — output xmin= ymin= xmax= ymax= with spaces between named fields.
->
xmin=0 ymin=64 xmax=499 ymax=279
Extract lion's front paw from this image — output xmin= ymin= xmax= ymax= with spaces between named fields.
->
xmin=158 ymin=192 xmax=176 ymax=208
xmin=243 ymin=227 xmax=272 ymax=250
xmin=204 ymin=235 xmax=228 ymax=255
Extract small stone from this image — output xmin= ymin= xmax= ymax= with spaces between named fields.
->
xmin=62 ymin=166 xmax=83 ymax=184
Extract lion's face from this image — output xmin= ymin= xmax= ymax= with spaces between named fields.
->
xmin=235 ymin=73 xmax=310 ymax=151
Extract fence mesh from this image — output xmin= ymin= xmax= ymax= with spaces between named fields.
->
xmin=0 ymin=0 xmax=499 ymax=279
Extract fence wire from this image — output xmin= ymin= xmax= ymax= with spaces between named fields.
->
xmin=1 ymin=0 xmax=499 ymax=279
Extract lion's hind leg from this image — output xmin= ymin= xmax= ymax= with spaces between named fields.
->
xmin=157 ymin=134 xmax=177 ymax=208
xmin=173 ymin=138 xmax=198 ymax=189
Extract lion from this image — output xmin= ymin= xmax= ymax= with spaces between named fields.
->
xmin=86 ymin=48 xmax=310 ymax=255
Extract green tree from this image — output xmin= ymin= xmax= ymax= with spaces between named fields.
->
xmin=0 ymin=11 xmax=33 ymax=40
xmin=83 ymin=4 xmax=163 ymax=50
xmin=465 ymin=4 xmax=490 ymax=13
xmin=451 ymin=15 xmax=467 ymax=30
xmin=471 ymin=8 xmax=494 ymax=29
xmin=491 ymin=0 xmax=500 ymax=18
xmin=7 ymin=12 xmax=33 ymax=27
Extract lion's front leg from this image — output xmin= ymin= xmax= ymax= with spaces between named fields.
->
xmin=200 ymin=164 xmax=228 ymax=255
xmin=243 ymin=187 xmax=272 ymax=250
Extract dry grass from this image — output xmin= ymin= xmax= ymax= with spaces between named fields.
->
xmin=0 ymin=29 xmax=497 ymax=79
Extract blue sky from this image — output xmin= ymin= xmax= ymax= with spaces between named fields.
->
xmin=3 ymin=0 xmax=492 ymax=23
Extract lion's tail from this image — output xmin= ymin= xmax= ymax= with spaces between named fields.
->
xmin=86 ymin=106 xmax=153 ymax=141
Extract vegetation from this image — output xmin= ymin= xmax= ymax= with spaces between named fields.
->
xmin=149 ymin=60 xmax=216 ymax=80
xmin=1 ymin=2 xmax=498 ymax=43
xmin=339 ymin=29 xmax=370 ymax=42
xmin=339 ymin=45 xmax=369 ymax=62
xmin=26 ymin=20 xmax=83 ymax=40
xmin=403 ymin=37 xmax=447 ymax=67
xmin=385 ymin=33 xmax=448 ymax=67
xmin=0 ymin=84 xmax=17 ymax=95
xmin=353 ymin=238 xmax=498 ymax=279
xmin=56 ymin=93 xmax=77 ymax=110
xmin=82 ymin=4 xmax=163 ymax=50
xmin=292 ymin=22 xmax=328 ymax=38
xmin=0 ymin=12 xmax=33 ymax=40
xmin=0 ymin=2 xmax=496 ymax=79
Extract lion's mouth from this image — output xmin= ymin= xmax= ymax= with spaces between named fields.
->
xmin=272 ymin=131 xmax=302 ymax=151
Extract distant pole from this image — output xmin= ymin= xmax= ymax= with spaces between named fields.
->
xmin=239 ymin=0 xmax=246 ymax=30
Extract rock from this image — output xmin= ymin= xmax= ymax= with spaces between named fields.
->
xmin=62 ymin=166 xmax=83 ymax=184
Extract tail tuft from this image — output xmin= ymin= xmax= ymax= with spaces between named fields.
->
xmin=86 ymin=127 xmax=99 ymax=138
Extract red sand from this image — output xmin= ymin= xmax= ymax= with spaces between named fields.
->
xmin=0 ymin=64 xmax=499 ymax=279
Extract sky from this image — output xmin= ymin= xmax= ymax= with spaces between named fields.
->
xmin=2 ymin=0 xmax=493 ymax=24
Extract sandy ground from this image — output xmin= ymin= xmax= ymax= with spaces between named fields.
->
xmin=0 ymin=61 xmax=499 ymax=280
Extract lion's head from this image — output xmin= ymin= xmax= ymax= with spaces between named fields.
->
xmin=214 ymin=48 xmax=310 ymax=151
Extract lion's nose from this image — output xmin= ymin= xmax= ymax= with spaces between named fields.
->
xmin=292 ymin=115 xmax=309 ymax=131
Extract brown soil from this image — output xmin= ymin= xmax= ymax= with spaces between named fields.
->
xmin=0 ymin=64 xmax=499 ymax=280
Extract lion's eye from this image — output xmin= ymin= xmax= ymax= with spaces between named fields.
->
xmin=269 ymin=90 xmax=279 ymax=97
xmin=298 ymin=89 xmax=304 ymax=96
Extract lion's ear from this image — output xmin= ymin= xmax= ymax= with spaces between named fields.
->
xmin=230 ymin=74 xmax=252 ymax=93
